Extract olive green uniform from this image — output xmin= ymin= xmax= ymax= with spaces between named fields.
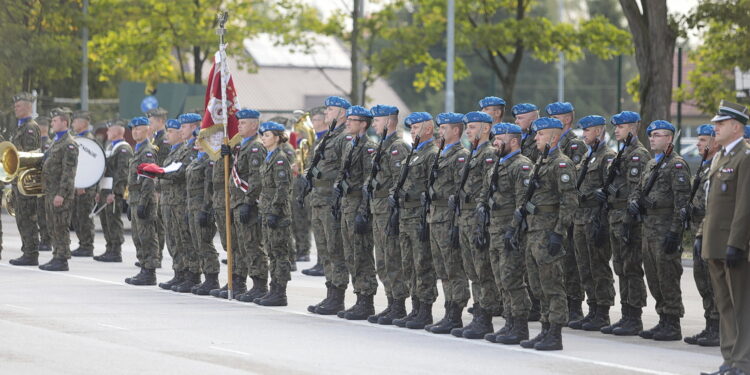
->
xmin=71 ymin=130 xmax=98 ymax=253
xmin=152 ymin=130 xmax=170 ymax=257
xmin=186 ymin=152 xmax=219 ymax=275
xmin=559 ymin=130 xmax=587 ymax=308
xmin=99 ymin=140 xmax=132 ymax=255
xmin=13 ymin=118 xmax=41 ymax=258
xmin=128 ymin=141 xmax=159 ymax=270
xmin=42 ymin=132 xmax=78 ymax=260
xmin=260 ymin=148 xmax=293 ymax=287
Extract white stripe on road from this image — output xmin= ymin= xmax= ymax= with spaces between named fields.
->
xmin=208 ymin=346 xmax=251 ymax=356
xmin=3 ymin=304 xmax=32 ymax=311
xmin=97 ymin=323 xmax=128 ymax=330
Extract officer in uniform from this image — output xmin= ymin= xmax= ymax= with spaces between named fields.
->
xmin=301 ymin=109 xmax=328 ymax=276
xmin=366 ymin=105 xmax=411 ymax=325
xmin=697 ymin=101 xmax=750 ymax=375
xmin=274 ymin=126 xmax=298 ymax=272
xmin=480 ymin=123 xmax=533 ymax=344
xmin=518 ymin=117 xmax=578 ymax=351
xmin=94 ymin=119 xmax=132 ymax=262
xmin=390 ymin=112 xmax=438 ymax=330
xmin=124 ymin=116 xmax=159 ymax=285
xmin=70 ymin=110 xmax=98 ymax=257
xmin=682 ymin=124 xmax=720 ymax=347
xmin=294 ymin=110 xmax=323 ymax=264
xmin=512 ymin=103 xmax=540 ymax=161
xmin=36 ymin=116 xmax=52 ymax=252
xmin=630 ymin=120 xmax=690 ymax=341
xmin=147 ymin=107 xmax=170 ymax=258
xmin=569 ymin=116 xmax=616 ymax=331
xmin=545 ymin=102 xmax=587 ymax=322
xmin=425 ymin=112 xmax=469 ymax=334
xmin=38 ymin=107 xmax=79 ymax=271
xmin=8 ymin=92 xmax=42 ymax=267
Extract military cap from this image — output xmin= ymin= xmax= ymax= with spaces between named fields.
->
xmin=129 ymin=116 xmax=149 ymax=128
xmin=50 ymin=107 xmax=73 ymax=118
xmin=12 ymin=92 xmax=33 ymax=103
xmin=578 ymin=115 xmax=606 ymax=129
xmin=325 ymin=96 xmax=351 ymax=109
xmin=260 ymin=121 xmax=285 ymax=134
xmin=511 ymin=103 xmax=538 ymax=117
xmin=479 ymin=96 xmax=506 ymax=109
xmin=610 ymin=111 xmax=640 ymax=125
xmin=146 ymin=107 xmax=168 ymax=118
xmin=697 ymin=124 xmax=715 ymax=137
xmin=711 ymin=100 xmax=749 ymax=125
xmin=492 ymin=122 xmax=522 ymax=135
xmin=166 ymin=119 xmax=181 ymax=130
xmin=463 ymin=111 xmax=493 ymax=124
xmin=236 ymin=108 xmax=260 ymax=119
xmin=36 ymin=116 xmax=51 ymax=127
xmin=346 ymin=105 xmax=373 ymax=118
xmin=532 ymin=117 xmax=563 ymax=131
xmin=106 ymin=119 xmax=127 ymax=128
xmin=545 ymin=102 xmax=575 ymax=116
xmin=73 ymin=110 xmax=92 ymax=122
xmin=646 ymin=120 xmax=675 ymax=135
xmin=178 ymin=113 xmax=201 ymax=124
xmin=745 ymin=125 xmax=750 ymax=139
xmin=371 ymin=104 xmax=399 ymax=117
xmin=436 ymin=112 xmax=465 ymax=125
xmin=404 ymin=112 xmax=433 ymax=128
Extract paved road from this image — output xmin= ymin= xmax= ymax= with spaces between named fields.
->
xmin=0 ymin=215 xmax=721 ymax=374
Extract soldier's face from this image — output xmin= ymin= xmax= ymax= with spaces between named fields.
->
xmin=582 ymin=126 xmax=602 ymax=145
xmin=465 ymin=122 xmax=487 ymax=141
xmin=14 ymin=100 xmax=31 ymax=118
xmin=438 ymin=123 xmax=459 ymax=144
xmin=648 ymin=130 xmax=672 ymax=152
xmin=534 ymin=129 xmax=558 ymax=151
xmin=180 ymin=123 xmax=194 ymax=140
xmin=149 ymin=117 xmax=165 ymax=133
xmin=410 ymin=121 xmax=432 ymax=141
xmin=713 ymin=119 xmax=743 ymax=146
xmin=261 ymin=131 xmax=279 ymax=149
xmin=482 ymin=106 xmax=504 ymax=123
xmin=311 ymin=114 xmax=326 ymax=132
xmin=238 ymin=119 xmax=258 ymax=137
xmin=551 ymin=113 xmax=573 ymax=129
xmin=72 ymin=118 xmax=88 ymax=133
xmin=324 ymin=106 xmax=343 ymax=125
xmin=492 ymin=135 xmax=505 ymax=152
xmin=132 ymin=126 xmax=148 ymax=142
xmin=514 ymin=111 xmax=537 ymax=131
xmin=614 ymin=123 xmax=636 ymax=141
xmin=50 ymin=116 xmax=67 ymax=133
xmin=345 ymin=116 xmax=367 ymax=135
xmin=372 ymin=116 xmax=386 ymax=134
xmin=696 ymin=135 xmax=712 ymax=154
xmin=166 ymin=128 xmax=181 ymax=145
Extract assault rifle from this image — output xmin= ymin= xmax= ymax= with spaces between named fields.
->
xmin=418 ymin=137 xmax=445 ymax=242
xmin=298 ymin=119 xmax=337 ymax=206
xmin=385 ymin=134 xmax=421 ymax=235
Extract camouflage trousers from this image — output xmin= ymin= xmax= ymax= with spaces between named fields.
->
xmin=46 ymin=196 xmax=73 ymax=260
xmin=642 ymin=215 xmax=684 ymax=317
xmin=263 ymin=215 xmax=292 ymax=287
xmin=232 ymin=205 xmax=267 ymax=280
xmin=459 ymin=213 xmax=500 ymax=311
xmin=525 ymin=228 xmax=568 ymax=325
xmin=311 ymin=203 xmax=347 ymax=289
xmin=72 ymin=189 xmax=96 ymax=250
xmin=292 ymin=177 xmax=312 ymax=258
xmin=215 ymin=206 xmax=241 ymax=276
xmin=609 ymin=209 xmax=647 ymax=309
xmin=490 ymin=224 xmax=531 ymax=319
xmin=155 ymin=193 xmax=165 ymax=260
xmin=161 ymin=203 xmax=195 ymax=272
xmin=399 ymin=207 xmax=437 ymax=304
xmin=37 ymin=196 xmax=51 ymax=246
xmin=372 ymin=200 xmax=409 ymax=300
xmin=694 ymin=256 xmax=718 ymax=320
xmin=130 ymin=200 xmax=159 ymax=269
xmin=564 ymin=225 xmax=584 ymax=302
xmin=187 ymin=202 xmax=219 ymax=275
xmin=573 ymin=220 xmax=616 ymax=307
xmin=98 ymin=196 xmax=125 ymax=252
xmin=430 ymin=219 xmax=469 ymax=307
xmin=341 ymin=198 xmax=377 ymax=296
xmin=14 ymin=185 xmax=39 ymax=256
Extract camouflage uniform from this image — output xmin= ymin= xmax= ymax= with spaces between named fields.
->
xmin=279 ymin=142 xmax=298 ymax=265
xmin=13 ymin=117 xmax=41 ymax=258
xmin=293 ymin=175 xmax=312 ymax=258
xmin=260 ymin=148 xmax=293 ymax=287
xmin=42 ymin=132 xmax=78 ymax=260
xmin=186 ymin=152 xmax=219 ymax=275
xmin=559 ymin=129 xmax=587 ymax=311
xmin=71 ymin=130 xmax=98 ymax=253
xmin=521 ymin=131 xmax=539 ymax=161
xmin=99 ymin=140 xmax=132 ymax=255
xmin=129 ymin=141 xmax=159 ymax=270
xmin=689 ymin=160 xmax=717 ymax=320
xmin=152 ymin=130 xmax=170 ymax=257
xmin=37 ymin=136 xmax=53 ymax=250
xmin=159 ymin=143 xmax=191 ymax=273
xmin=212 ymin=150 xmax=239 ymax=274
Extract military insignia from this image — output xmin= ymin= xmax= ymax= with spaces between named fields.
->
xmin=27 ymin=129 xmax=34 ymax=134
xmin=675 ymin=163 xmax=683 ymax=169
xmin=485 ymin=158 xmax=494 ymax=164
xmin=573 ymin=155 xmax=581 ymax=163
xmin=395 ymin=161 xmax=401 ymax=167
xmin=251 ymin=148 xmax=259 ymax=153
xmin=411 ymin=156 xmax=419 ymax=164
xmin=606 ymin=158 xmax=613 ymax=163
xmin=721 ymin=182 xmax=728 ymax=192
xmin=523 ymin=178 xmax=530 ymax=186
xmin=458 ymin=157 xmax=466 ymax=163
xmin=276 ymin=160 xmax=284 ymax=165
xmin=252 ymin=159 xmax=259 ymax=165
xmin=146 ymin=152 xmax=153 ymax=157
xmin=391 ymin=150 xmax=399 ymax=156
xmin=630 ymin=167 xmax=639 ymax=176
xmin=162 ymin=140 xmax=168 ymax=144
xmin=561 ymin=174 xmax=571 ymax=183
xmin=571 ymin=144 xmax=578 ymax=150
xmin=721 ymin=168 xmax=734 ymax=173
xmin=522 ymin=165 xmax=530 ymax=171
xmin=67 ymin=144 xmax=75 ymax=149
xmin=558 ymin=162 xmax=567 ymax=168
xmin=345 ymin=135 xmax=353 ymax=141
xmin=367 ymin=148 xmax=375 ymax=154
xmin=121 ymin=149 xmax=127 ymax=153
xmin=278 ymin=170 xmax=286 ymax=177
xmin=590 ymin=157 xmax=596 ymax=164
xmin=209 ymin=162 xmax=215 ymax=166
xmin=632 ymin=156 xmax=640 ymax=161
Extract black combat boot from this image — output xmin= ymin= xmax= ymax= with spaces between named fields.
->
xmin=368 ymin=296 xmax=392 ymax=324
xmin=568 ymin=297 xmax=584 ymax=323
xmin=9 ymin=254 xmax=38 ymax=266
xmin=451 ymin=303 xmax=479 ymax=337
xmin=209 ymin=283 xmax=227 ymax=297
xmin=497 ymin=317 xmax=530 ymax=345
xmin=38 ymin=243 xmax=51 ymax=252
xmin=308 ymin=282 xmax=332 ymax=313
xmin=174 ymin=271 xmax=201 ymax=293
xmin=345 ymin=294 xmax=375 ymax=320
xmin=534 ymin=323 xmax=563 ymax=351
xmin=70 ymin=247 xmax=93 ymax=257
xmin=194 ymin=273 xmax=220 ymax=295
xmin=602 ymin=305 xmax=628 ymax=334
xmin=39 ymin=257 xmax=69 ymax=271
xmin=257 ymin=282 xmax=288 ymax=306
xmin=431 ymin=303 xmax=463 ymax=334
xmin=685 ymin=318 xmax=710 ymax=345
xmin=94 ymin=248 xmax=122 ymax=262
xmin=405 ymin=302 xmax=433 ymax=329
xmin=379 ymin=298 xmax=407 ymax=325
xmin=159 ymin=270 xmax=184 ymax=290
xmin=393 ymin=298 xmax=420 ymax=327
xmin=301 ymin=262 xmax=324 ymax=276
xmin=638 ymin=313 xmax=665 ymax=339
xmin=697 ymin=319 xmax=720 ymax=347
xmin=462 ymin=305 xmax=494 ymax=339
xmin=219 ymin=275 xmax=247 ymax=299
xmin=520 ymin=322 xmax=549 ymax=348
xmin=485 ymin=315 xmax=514 ymax=343
xmin=653 ymin=314 xmax=682 ymax=341
xmin=614 ymin=305 xmax=643 ymax=336
xmin=338 ymin=293 xmax=358 ymax=319
xmin=127 ymin=268 xmax=157 ymax=286
xmin=315 ymin=285 xmax=345 ymax=315
xmin=569 ymin=302 xmax=596 ymax=330
xmin=239 ymin=276 xmax=268 ymax=302
xmin=425 ymin=302 xmax=450 ymax=332
xmin=582 ymin=305 xmax=610 ymax=331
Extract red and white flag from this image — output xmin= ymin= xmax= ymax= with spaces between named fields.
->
xmin=198 ymin=51 xmax=240 ymax=160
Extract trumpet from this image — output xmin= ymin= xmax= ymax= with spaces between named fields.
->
xmin=292 ymin=111 xmax=315 ymax=174
xmin=0 ymin=141 xmax=44 ymax=196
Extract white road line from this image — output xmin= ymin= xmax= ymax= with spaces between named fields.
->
xmin=3 ymin=304 xmax=32 ymax=311
xmin=209 ymin=345 xmax=251 ymax=356
xmin=97 ymin=323 xmax=127 ymax=330
xmin=0 ymin=263 xmax=684 ymax=375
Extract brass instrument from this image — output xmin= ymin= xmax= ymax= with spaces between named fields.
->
xmin=2 ymin=187 xmax=15 ymax=216
xmin=292 ymin=111 xmax=315 ymax=174
xmin=0 ymin=141 xmax=44 ymax=196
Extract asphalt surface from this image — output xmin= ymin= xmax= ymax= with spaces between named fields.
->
xmin=0 ymin=214 xmax=722 ymax=374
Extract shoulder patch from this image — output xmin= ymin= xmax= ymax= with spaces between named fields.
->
xmin=458 ymin=157 xmax=466 ymax=163
xmin=209 ymin=161 xmax=215 ymax=166
xmin=276 ymin=160 xmax=284 ymax=165
xmin=27 ymin=129 xmax=34 ymax=134
xmin=573 ymin=155 xmax=581 ymax=163
xmin=521 ymin=165 xmax=530 ymax=171
xmin=607 ymin=158 xmax=613 ymax=163
xmin=67 ymin=144 xmax=75 ymax=149
xmin=121 ymin=149 xmax=128 ymax=153
xmin=630 ymin=167 xmax=639 ymax=176
xmin=558 ymin=162 xmax=567 ymax=168
xmin=367 ymin=148 xmax=375 ymax=154
xmin=146 ymin=152 xmax=153 ymax=157
xmin=391 ymin=150 xmax=399 ymax=156
xmin=571 ymin=144 xmax=578 ymax=150
xmin=631 ymin=156 xmax=640 ymax=162
xmin=675 ymin=162 xmax=683 ymax=169
xmin=561 ymin=173 xmax=571 ymax=183
xmin=485 ymin=158 xmax=494 ymax=164
xmin=251 ymin=148 xmax=259 ymax=153
xmin=345 ymin=135 xmax=353 ymax=141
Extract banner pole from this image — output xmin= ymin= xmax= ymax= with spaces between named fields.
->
xmin=216 ymin=11 xmax=233 ymax=300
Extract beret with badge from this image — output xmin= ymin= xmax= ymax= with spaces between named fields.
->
xmin=436 ymin=112 xmax=465 ymax=125
xmin=511 ymin=103 xmax=538 ymax=118
xmin=325 ymin=96 xmax=351 ymax=109
xmin=371 ymin=104 xmax=399 ymax=117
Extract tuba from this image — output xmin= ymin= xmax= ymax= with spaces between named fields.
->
xmin=0 ymin=141 xmax=44 ymax=196
xmin=2 ymin=187 xmax=15 ymax=216
xmin=292 ymin=111 xmax=315 ymax=174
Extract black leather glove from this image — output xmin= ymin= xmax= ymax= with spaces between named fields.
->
xmin=594 ymin=189 xmax=607 ymax=203
xmin=627 ymin=200 xmax=640 ymax=216
xmin=220 ymin=144 xmax=231 ymax=157
xmin=693 ymin=236 xmax=702 ymax=259
xmin=137 ymin=204 xmax=147 ymax=219
xmin=126 ymin=207 xmax=132 ymax=221
xmin=662 ymin=231 xmax=681 ymax=254
xmin=726 ymin=246 xmax=745 ymax=268
xmin=266 ymin=214 xmax=280 ymax=229
xmin=198 ymin=210 xmax=209 ymax=227
xmin=503 ymin=228 xmax=517 ymax=252
xmin=354 ymin=213 xmax=369 ymax=234
xmin=239 ymin=203 xmax=252 ymax=224
xmin=548 ymin=231 xmax=563 ymax=257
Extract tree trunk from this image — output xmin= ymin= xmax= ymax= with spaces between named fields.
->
xmin=350 ymin=0 xmax=362 ymax=105
xmin=193 ymin=45 xmax=203 ymax=84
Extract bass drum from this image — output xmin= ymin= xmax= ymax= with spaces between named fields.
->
xmin=74 ymin=136 xmax=106 ymax=189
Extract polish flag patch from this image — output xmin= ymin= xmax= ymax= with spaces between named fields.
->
xmin=632 ymin=156 xmax=640 ymax=161
xmin=675 ymin=163 xmax=683 ymax=169
xmin=522 ymin=165 xmax=530 ymax=171
xmin=251 ymin=148 xmax=259 ymax=153
xmin=391 ymin=150 xmax=399 ymax=155
xmin=458 ymin=157 xmax=466 ymax=163
xmin=485 ymin=158 xmax=494 ymax=164
xmin=571 ymin=144 xmax=578 ymax=150
xmin=559 ymin=162 xmax=567 ymax=168
xmin=276 ymin=160 xmax=285 ymax=165
xmin=367 ymin=148 xmax=375 ymax=154
xmin=345 ymin=135 xmax=353 ymax=141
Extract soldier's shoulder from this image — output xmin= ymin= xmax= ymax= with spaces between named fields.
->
xmin=670 ymin=154 xmax=689 ymax=171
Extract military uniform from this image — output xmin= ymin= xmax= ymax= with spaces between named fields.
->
xmin=95 ymin=139 xmax=132 ymax=261
xmin=186 ymin=151 xmax=220 ymax=295
xmin=152 ymin=129 xmax=170 ymax=257
xmin=279 ymin=142 xmax=298 ymax=268
xmin=70 ymin=129 xmax=99 ymax=256
xmin=210 ymin=143 xmax=243 ymax=297
xmin=37 ymin=134 xmax=52 ymax=252
xmin=10 ymin=116 xmax=41 ymax=263
xmin=158 ymin=142 xmax=189 ymax=288
xmin=126 ymin=138 xmax=159 ymax=283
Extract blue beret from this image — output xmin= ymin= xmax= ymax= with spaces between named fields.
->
xmin=259 ymin=121 xmax=286 ymax=134
xmin=697 ymin=124 xmax=715 ymax=137
xmin=404 ymin=112 xmax=433 ymax=128
xmin=371 ymin=104 xmax=399 ymax=117
xmin=436 ymin=112 xmax=465 ymax=125
xmin=325 ymin=96 xmax=351 ymax=109
xmin=745 ymin=125 xmax=750 ymax=139
xmin=346 ymin=105 xmax=373 ymax=118
xmin=646 ymin=120 xmax=675 ymax=135
xmin=610 ymin=111 xmax=640 ymax=125
xmin=479 ymin=96 xmax=506 ymax=109
xmin=578 ymin=115 xmax=606 ymax=129
xmin=166 ymin=119 xmax=181 ymax=130
xmin=179 ymin=113 xmax=201 ymax=124
xmin=236 ymin=109 xmax=260 ymax=120
xmin=129 ymin=116 xmax=149 ymax=128
xmin=545 ymin=102 xmax=575 ymax=116
xmin=511 ymin=103 xmax=538 ymax=117
xmin=491 ymin=122 xmax=522 ymax=135
xmin=532 ymin=117 xmax=563 ymax=131
xmin=464 ymin=111 xmax=493 ymax=124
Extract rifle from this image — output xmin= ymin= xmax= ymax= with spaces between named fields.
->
xmin=361 ymin=126 xmax=389 ymax=224
xmin=474 ymin=143 xmax=506 ymax=250
xmin=576 ymin=138 xmax=601 ymax=190
xmin=331 ymin=134 xmax=361 ymax=221
xmin=385 ymin=134 xmax=421 ymax=235
xmin=681 ymin=146 xmax=710 ymax=230
xmin=510 ymin=143 xmax=551 ymax=249
xmin=418 ymin=137 xmax=445 ymax=242
xmin=448 ymin=137 xmax=481 ymax=249
xmin=298 ymin=119 xmax=337 ymax=206
xmin=592 ymin=132 xmax=632 ymax=245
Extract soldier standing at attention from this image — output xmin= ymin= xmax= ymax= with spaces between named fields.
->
xmin=36 ymin=116 xmax=52 ymax=253
xmin=301 ymin=110 xmax=328 ymax=276
xmin=512 ymin=103 xmax=540 ymax=161
xmin=38 ymin=107 xmax=79 ymax=272
xmin=70 ymin=110 xmax=98 ymax=257
xmin=94 ymin=119 xmax=132 ymax=263
xmin=147 ymin=107 xmax=169 ymax=260
xmin=480 ymin=96 xmax=505 ymax=124
xmin=8 ymin=93 xmax=42 ymax=267
xmin=187 ymin=140 xmax=220 ymax=295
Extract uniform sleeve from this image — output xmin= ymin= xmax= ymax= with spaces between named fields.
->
xmin=60 ymin=143 xmax=79 ymax=199
xmin=476 ymin=167 xmax=492 ymax=207
xmin=271 ymin=156 xmax=292 ymax=216
xmin=203 ymin=161 xmax=214 ymax=211
xmin=335 ymin=142 xmax=354 ymax=185
xmin=245 ymin=145 xmax=266 ymax=204
xmin=113 ymin=148 xmax=132 ymax=196
xmin=357 ymin=144 xmax=375 ymax=213
xmin=511 ymin=161 xmax=532 ymax=228
xmin=728 ymin=154 xmax=750 ymax=249
xmin=17 ymin=125 xmax=41 ymax=151
xmin=554 ymin=163 xmax=579 ymax=235
xmin=627 ymin=151 xmax=650 ymax=203
xmin=670 ymin=160 xmax=692 ymax=233
xmin=139 ymin=152 xmax=156 ymax=207
xmin=386 ymin=143 xmax=409 ymax=192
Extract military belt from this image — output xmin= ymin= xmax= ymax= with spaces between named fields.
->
xmin=492 ymin=207 xmax=515 ymax=217
xmin=532 ymin=204 xmax=559 ymax=214
xmin=313 ymin=179 xmax=333 ymax=189
xmin=373 ymin=191 xmax=390 ymax=199
xmin=344 ymin=189 xmax=363 ymax=198
xmin=431 ymin=199 xmax=450 ymax=207
xmin=609 ymin=201 xmax=627 ymax=209
xmin=643 ymin=207 xmax=673 ymax=216
xmin=578 ymin=200 xmax=599 ymax=208
xmin=403 ymin=201 xmax=422 ymax=209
